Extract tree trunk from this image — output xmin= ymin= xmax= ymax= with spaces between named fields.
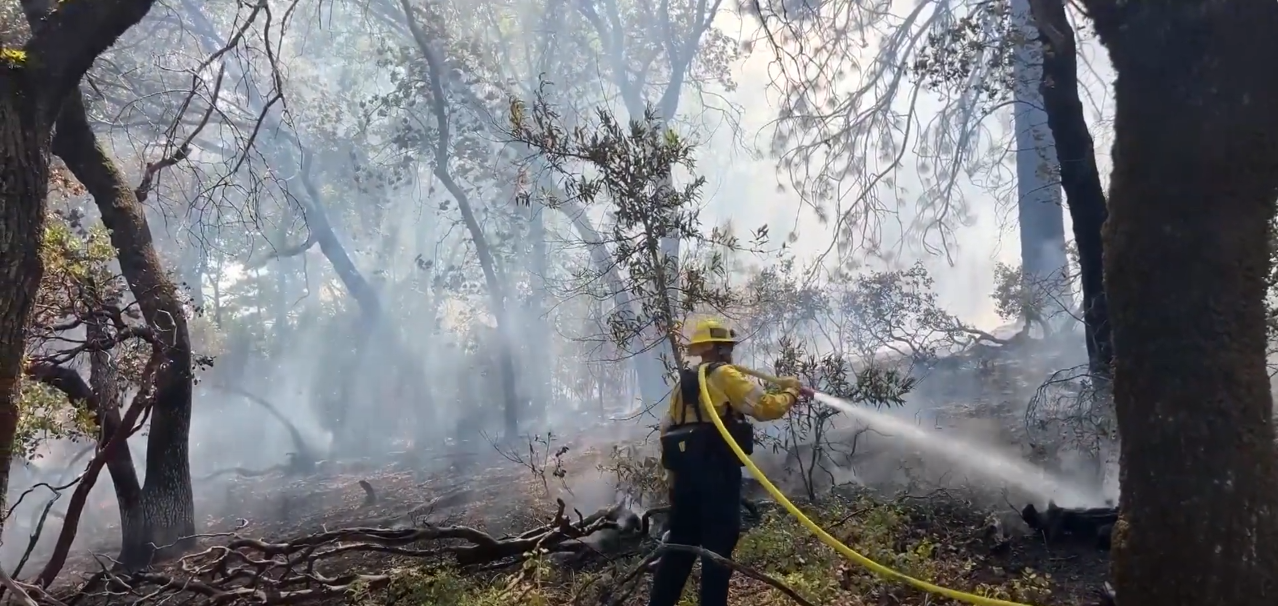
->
xmin=1087 ymin=3 xmax=1278 ymax=604
xmin=1010 ymin=0 xmax=1069 ymax=332
xmin=525 ymin=191 xmax=552 ymax=424
xmin=438 ymin=170 xmax=521 ymax=437
xmin=87 ymin=318 xmax=145 ymax=557
xmin=1028 ymin=0 xmax=1117 ymax=495
xmin=294 ymin=155 xmax=384 ymax=320
xmin=0 ymin=75 xmax=52 ymax=538
xmin=398 ymin=6 xmax=522 ymax=437
xmin=53 ymin=90 xmax=196 ymax=568
xmin=1029 ymin=0 xmax=1112 ymax=376
xmin=556 ymin=198 xmax=667 ymax=406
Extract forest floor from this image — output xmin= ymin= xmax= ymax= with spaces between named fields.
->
xmin=45 ymin=436 xmax=1113 ymax=606
xmin=29 ymin=344 xmax=1120 ymax=605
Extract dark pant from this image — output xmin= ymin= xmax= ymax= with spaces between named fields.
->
xmin=648 ymin=460 xmax=743 ymax=606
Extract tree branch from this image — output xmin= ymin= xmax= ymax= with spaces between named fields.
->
xmin=243 ymin=233 xmax=318 ymax=270
xmin=135 ymin=63 xmax=226 ymax=203
xmin=21 ymin=0 xmax=159 ymax=123
xmin=0 ymin=567 xmax=40 ymax=606
xmin=24 ymin=362 xmax=95 ymax=408
xmin=30 ymin=324 xmax=158 ymax=366
xmin=34 ymin=346 xmax=160 ymax=587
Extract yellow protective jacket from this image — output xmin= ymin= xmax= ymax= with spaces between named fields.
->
xmin=659 ymin=363 xmax=799 ymax=435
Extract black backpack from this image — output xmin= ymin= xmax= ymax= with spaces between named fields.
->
xmin=659 ymin=363 xmax=754 ymax=471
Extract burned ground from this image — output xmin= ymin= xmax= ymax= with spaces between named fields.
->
xmin=30 ymin=442 xmax=1112 ymax=606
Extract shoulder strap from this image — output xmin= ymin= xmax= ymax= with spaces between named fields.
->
xmin=677 ymin=367 xmax=704 ymax=423
xmin=679 ymin=362 xmax=733 ymax=423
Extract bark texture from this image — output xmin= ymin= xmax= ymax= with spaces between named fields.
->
xmin=0 ymin=72 xmax=52 ymax=536
xmin=1084 ymin=2 xmax=1278 ymax=604
xmin=1 ymin=0 xmax=163 ymax=547
xmin=53 ymin=90 xmax=196 ymax=568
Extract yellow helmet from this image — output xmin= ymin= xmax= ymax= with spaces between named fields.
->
xmin=687 ymin=318 xmax=738 ymax=351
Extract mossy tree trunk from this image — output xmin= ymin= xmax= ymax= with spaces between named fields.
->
xmin=0 ymin=71 xmax=52 ymax=539
xmin=1083 ymin=2 xmax=1278 ymax=604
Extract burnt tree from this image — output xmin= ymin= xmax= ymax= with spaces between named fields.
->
xmin=1027 ymin=0 xmax=1111 ymax=376
xmin=0 ymin=0 xmax=159 ymax=535
xmin=1083 ymin=2 xmax=1278 ymax=605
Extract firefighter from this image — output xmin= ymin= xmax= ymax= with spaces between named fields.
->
xmin=649 ymin=318 xmax=812 ymax=606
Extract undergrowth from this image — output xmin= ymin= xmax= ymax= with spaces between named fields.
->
xmin=348 ymin=496 xmax=1060 ymax=606
xmin=732 ymin=499 xmax=1054 ymax=605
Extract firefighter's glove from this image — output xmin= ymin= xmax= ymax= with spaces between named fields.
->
xmin=775 ymin=375 xmax=803 ymax=391
xmin=776 ymin=376 xmax=815 ymax=400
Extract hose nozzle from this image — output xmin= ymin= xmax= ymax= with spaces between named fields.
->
xmin=731 ymin=365 xmax=814 ymax=398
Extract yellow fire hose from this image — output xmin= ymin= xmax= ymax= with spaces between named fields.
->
xmin=697 ymin=364 xmax=1034 ymax=606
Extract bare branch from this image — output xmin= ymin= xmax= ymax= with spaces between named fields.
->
xmin=0 ymin=568 xmax=41 ymax=606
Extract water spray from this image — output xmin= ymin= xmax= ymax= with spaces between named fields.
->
xmin=699 ymin=365 xmax=1035 ymax=606
xmin=732 ymin=365 xmax=1104 ymax=507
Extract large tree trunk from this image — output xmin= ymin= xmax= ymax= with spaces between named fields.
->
xmin=1086 ymin=2 xmax=1278 ymax=605
xmin=2 ymin=0 xmax=163 ymax=547
xmin=0 ymin=78 xmax=52 ymax=537
xmin=53 ymin=90 xmax=197 ymax=568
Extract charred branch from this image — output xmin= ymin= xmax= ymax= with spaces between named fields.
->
xmin=23 ymin=362 xmax=94 ymax=407
xmin=603 ymin=542 xmax=816 ymax=606
xmin=211 ymin=384 xmax=318 ymax=465
xmin=61 ymin=500 xmax=643 ymax=605
xmin=1020 ymin=501 xmax=1116 ymax=551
